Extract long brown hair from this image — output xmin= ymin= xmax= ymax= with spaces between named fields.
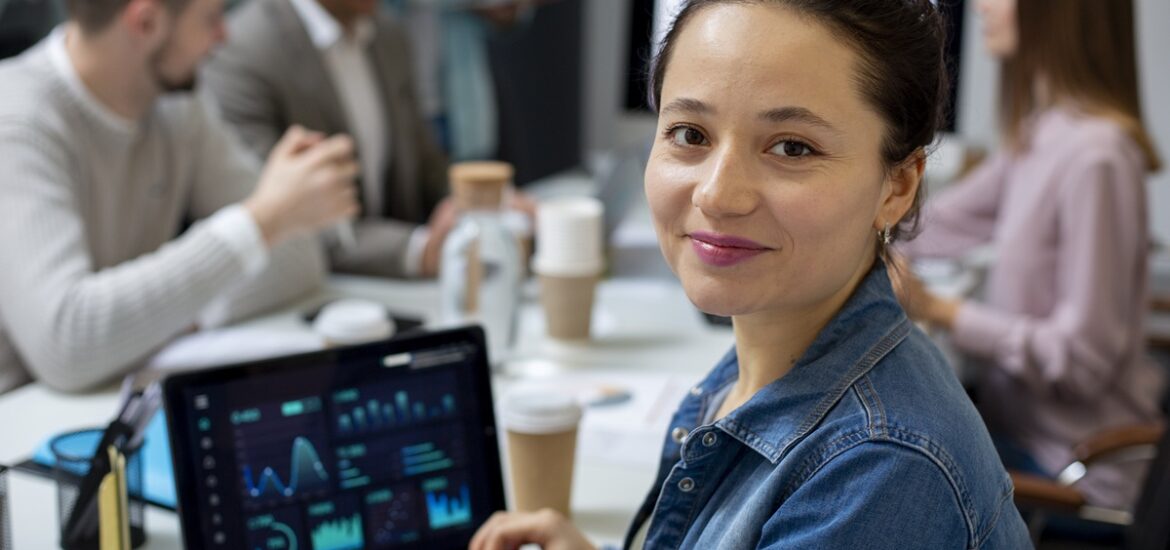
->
xmin=1001 ymin=0 xmax=1162 ymax=172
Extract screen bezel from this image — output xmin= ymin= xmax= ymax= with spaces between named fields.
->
xmin=162 ymin=326 xmax=505 ymax=550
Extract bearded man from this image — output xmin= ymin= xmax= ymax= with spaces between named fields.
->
xmin=0 ymin=0 xmax=361 ymax=392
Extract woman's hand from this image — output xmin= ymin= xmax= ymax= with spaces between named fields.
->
xmin=470 ymin=509 xmax=596 ymax=550
xmin=887 ymin=256 xmax=961 ymax=330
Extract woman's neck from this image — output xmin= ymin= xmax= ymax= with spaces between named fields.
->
xmin=721 ymin=302 xmax=835 ymax=409
xmin=715 ymin=256 xmax=876 ymax=419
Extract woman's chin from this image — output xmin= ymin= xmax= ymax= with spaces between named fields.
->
xmin=681 ymin=282 xmax=748 ymax=319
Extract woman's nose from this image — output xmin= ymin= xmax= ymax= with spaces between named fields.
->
xmin=692 ymin=146 xmax=759 ymax=219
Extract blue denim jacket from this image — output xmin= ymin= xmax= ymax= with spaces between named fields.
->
xmin=625 ymin=266 xmax=1031 ymax=549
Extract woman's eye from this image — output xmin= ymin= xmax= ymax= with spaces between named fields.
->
xmin=668 ymin=126 xmax=708 ymax=147
xmin=771 ymin=140 xmax=815 ymax=158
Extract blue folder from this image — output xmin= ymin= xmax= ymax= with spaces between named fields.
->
xmin=32 ymin=410 xmax=177 ymax=510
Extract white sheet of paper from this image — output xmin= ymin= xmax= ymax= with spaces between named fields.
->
xmin=501 ymin=371 xmax=697 ymax=469
xmin=146 ymin=326 xmax=326 ymax=372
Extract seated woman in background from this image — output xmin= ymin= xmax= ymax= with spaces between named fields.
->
xmin=470 ymin=0 xmax=1031 ymax=548
xmin=894 ymin=0 xmax=1165 ymax=512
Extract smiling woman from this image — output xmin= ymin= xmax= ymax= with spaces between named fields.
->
xmin=469 ymin=1 xmax=1033 ymax=549
xmin=646 ymin=6 xmax=903 ymax=328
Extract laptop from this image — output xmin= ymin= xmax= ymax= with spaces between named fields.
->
xmin=163 ymin=326 xmax=505 ymax=550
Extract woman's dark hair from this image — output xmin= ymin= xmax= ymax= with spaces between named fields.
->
xmin=647 ymin=0 xmax=949 ymax=246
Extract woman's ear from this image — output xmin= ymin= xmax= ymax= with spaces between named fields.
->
xmin=875 ymin=150 xmax=925 ymax=230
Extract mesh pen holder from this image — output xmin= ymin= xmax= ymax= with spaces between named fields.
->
xmin=50 ymin=429 xmax=146 ymax=550
xmin=0 ymin=464 xmax=11 ymax=550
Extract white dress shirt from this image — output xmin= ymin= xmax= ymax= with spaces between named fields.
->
xmin=288 ymin=0 xmax=389 ymax=216
xmin=288 ymin=0 xmax=429 ymax=275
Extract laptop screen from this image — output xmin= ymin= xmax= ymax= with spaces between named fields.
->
xmin=163 ymin=327 xmax=505 ymax=550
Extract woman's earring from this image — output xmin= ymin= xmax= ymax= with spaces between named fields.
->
xmin=881 ymin=223 xmax=892 ymax=246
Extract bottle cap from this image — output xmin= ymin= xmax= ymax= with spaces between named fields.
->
xmin=449 ymin=161 xmax=513 ymax=210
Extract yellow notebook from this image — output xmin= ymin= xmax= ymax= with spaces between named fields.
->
xmin=97 ymin=445 xmax=129 ymax=550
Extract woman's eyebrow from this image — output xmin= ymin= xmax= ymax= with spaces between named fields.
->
xmin=660 ymin=97 xmax=712 ymax=117
xmin=661 ymin=98 xmax=842 ymax=136
xmin=758 ymin=106 xmax=842 ymax=135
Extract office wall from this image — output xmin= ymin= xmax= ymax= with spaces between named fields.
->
xmin=1137 ymin=0 xmax=1170 ymax=243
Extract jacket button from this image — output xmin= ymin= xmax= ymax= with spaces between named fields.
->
xmin=689 ymin=386 xmax=703 ymax=396
xmin=678 ymin=477 xmax=696 ymax=492
xmin=702 ymin=432 xmax=718 ymax=447
xmin=671 ymin=427 xmax=688 ymax=444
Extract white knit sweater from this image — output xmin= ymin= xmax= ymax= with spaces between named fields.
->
xmin=0 ymin=33 xmax=326 ymax=393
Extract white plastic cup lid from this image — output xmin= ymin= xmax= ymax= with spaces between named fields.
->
xmin=534 ymin=197 xmax=605 ymax=275
xmin=531 ymin=256 xmax=604 ymax=278
xmin=503 ymin=392 xmax=583 ymax=434
xmin=312 ymin=299 xmax=395 ymax=345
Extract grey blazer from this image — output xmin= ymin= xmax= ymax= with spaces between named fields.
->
xmin=202 ymin=0 xmax=449 ymax=277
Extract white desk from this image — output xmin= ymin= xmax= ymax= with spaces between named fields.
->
xmin=0 ymin=274 xmax=734 ymax=549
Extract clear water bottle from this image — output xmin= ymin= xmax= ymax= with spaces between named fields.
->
xmin=439 ymin=161 xmax=521 ymax=365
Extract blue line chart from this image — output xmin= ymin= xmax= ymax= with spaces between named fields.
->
xmin=242 ymin=436 xmax=330 ymax=498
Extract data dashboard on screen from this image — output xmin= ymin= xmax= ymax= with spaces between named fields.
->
xmin=164 ymin=329 xmax=504 ymax=550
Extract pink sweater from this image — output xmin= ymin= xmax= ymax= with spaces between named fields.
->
xmin=907 ymin=108 xmax=1165 ymax=509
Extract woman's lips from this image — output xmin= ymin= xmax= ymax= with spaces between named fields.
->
xmin=688 ymin=231 xmax=772 ymax=267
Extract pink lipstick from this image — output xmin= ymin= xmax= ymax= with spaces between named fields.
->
xmin=688 ymin=231 xmax=772 ymax=267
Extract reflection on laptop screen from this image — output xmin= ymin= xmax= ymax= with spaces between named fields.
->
xmin=164 ymin=327 xmax=504 ymax=550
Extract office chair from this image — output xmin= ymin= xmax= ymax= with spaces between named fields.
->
xmin=1129 ymin=424 xmax=1170 ymax=549
xmin=0 ymin=0 xmax=62 ymax=59
xmin=1012 ymin=422 xmax=1167 ymax=549
xmin=1014 ymin=294 xmax=1170 ymax=550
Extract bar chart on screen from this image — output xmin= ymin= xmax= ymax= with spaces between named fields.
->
xmin=307 ymin=496 xmax=364 ymax=550
xmin=422 ymin=474 xmax=472 ymax=531
xmin=331 ymin=371 xmax=461 ymax=436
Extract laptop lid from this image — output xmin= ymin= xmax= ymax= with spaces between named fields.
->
xmin=163 ymin=326 xmax=505 ymax=550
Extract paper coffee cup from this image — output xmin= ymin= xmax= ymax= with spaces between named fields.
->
xmin=538 ymin=274 xmax=599 ymax=340
xmin=503 ymin=393 xmax=582 ymax=517
xmin=532 ymin=197 xmax=604 ymax=340
xmin=312 ymin=299 xmax=395 ymax=346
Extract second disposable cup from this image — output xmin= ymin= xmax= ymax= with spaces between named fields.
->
xmin=312 ymin=299 xmax=395 ymax=346
xmin=503 ymin=392 xmax=583 ymax=517
xmin=532 ymin=197 xmax=605 ymax=340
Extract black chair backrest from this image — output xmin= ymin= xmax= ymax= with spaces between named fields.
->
xmin=0 ymin=0 xmax=62 ymax=60
xmin=1128 ymin=423 xmax=1170 ymax=550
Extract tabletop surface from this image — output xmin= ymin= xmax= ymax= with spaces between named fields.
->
xmin=0 ymin=273 xmax=735 ymax=549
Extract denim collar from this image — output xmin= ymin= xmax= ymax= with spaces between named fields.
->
xmin=702 ymin=263 xmax=911 ymax=464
